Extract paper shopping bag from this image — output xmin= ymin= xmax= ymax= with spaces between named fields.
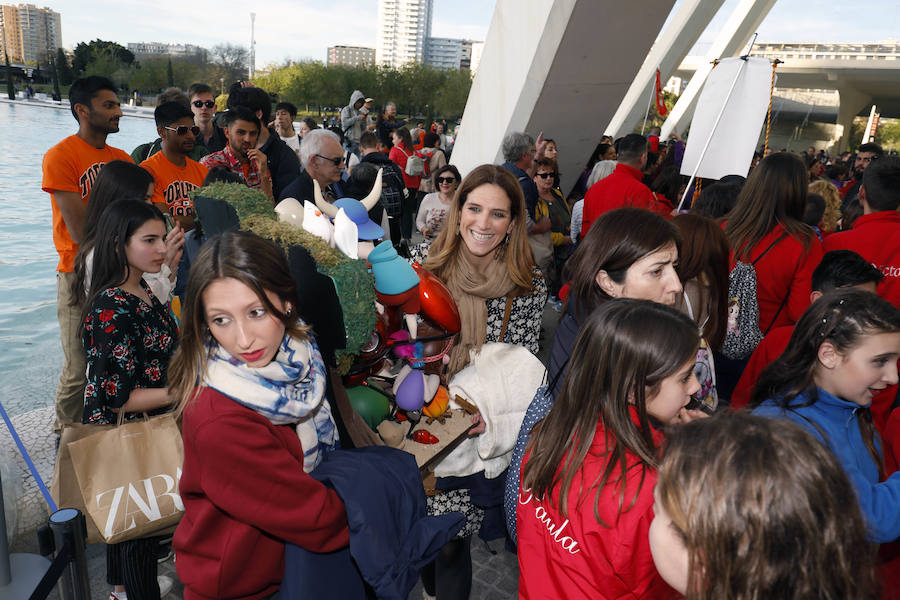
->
xmin=50 ymin=422 xmax=114 ymax=544
xmin=68 ymin=413 xmax=184 ymax=544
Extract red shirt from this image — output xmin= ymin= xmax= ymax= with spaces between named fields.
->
xmin=174 ymin=387 xmax=349 ymax=600
xmin=581 ymin=163 xmax=669 ymax=237
xmin=389 ymin=144 xmax=422 ymax=189
xmin=731 ymin=325 xmax=794 ymax=410
xmin=823 ymin=211 xmax=900 ymax=309
xmin=517 ymin=411 xmax=678 ymax=600
xmin=730 ymin=224 xmax=823 ymax=331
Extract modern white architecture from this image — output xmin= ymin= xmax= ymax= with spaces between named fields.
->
xmin=376 ymin=0 xmax=433 ymax=68
xmin=0 ymin=3 xmax=60 ymax=64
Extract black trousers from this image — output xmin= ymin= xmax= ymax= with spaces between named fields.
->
xmin=106 ymin=537 xmax=161 ymax=599
xmin=401 ymin=187 xmax=418 ymax=239
xmin=420 ymin=537 xmax=472 ymax=600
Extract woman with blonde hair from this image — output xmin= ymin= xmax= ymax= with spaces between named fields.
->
xmin=809 ymin=178 xmax=841 ymax=233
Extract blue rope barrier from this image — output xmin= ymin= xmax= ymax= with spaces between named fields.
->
xmin=0 ymin=401 xmax=57 ymax=512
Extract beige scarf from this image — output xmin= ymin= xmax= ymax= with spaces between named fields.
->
xmin=443 ymin=246 xmax=517 ymax=377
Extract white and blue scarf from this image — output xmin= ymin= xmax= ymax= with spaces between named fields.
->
xmin=203 ymin=331 xmax=338 ymax=472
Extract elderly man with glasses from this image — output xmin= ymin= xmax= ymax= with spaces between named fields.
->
xmin=278 ymin=129 xmax=347 ymax=205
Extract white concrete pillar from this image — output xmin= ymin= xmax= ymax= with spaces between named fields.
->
xmin=832 ymin=86 xmax=871 ymax=154
xmin=660 ymin=0 xmax=778 ymax=140
xmin=451 ymin=0 xmax=675 ymax=194
xmin=605 ymin=0 xmax=725 ymax=139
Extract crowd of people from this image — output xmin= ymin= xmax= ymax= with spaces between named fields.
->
xmin=39 ymin=73 xmax=900 ymax=600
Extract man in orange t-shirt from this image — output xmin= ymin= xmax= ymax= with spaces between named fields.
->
xmin=140 ymin=102 xmax=208 ymax=230
xmin=41 ymin=75 xmax=132 ymax=428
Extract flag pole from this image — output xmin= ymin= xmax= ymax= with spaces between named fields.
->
xmin=640 ymin=68 xmax=658 ymax=135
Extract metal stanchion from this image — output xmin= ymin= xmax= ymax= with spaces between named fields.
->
xmin=47 ymin=508 xmax=90 ymax=600
xmin=0 ymin=472 xmax=52 ymax=598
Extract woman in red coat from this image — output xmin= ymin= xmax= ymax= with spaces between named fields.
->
xmin=517 ymin=299 xmax=700 ymax=599
xmin=389 ymin=126 xmax=422 ymax=242
xmin=169 ymin=231 xmax=349 ymax=600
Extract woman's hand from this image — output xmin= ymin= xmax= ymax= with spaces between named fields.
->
xmin=468 ymin=412 xmax=486 ymax=436
xmin=674 ymin=407 xmax=710 ymax=424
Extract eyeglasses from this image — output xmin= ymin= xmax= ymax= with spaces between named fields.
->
xmin=316 ymin=154 xmax=345 ymax=166
xmin=437 ymin=176 xmax=456 ymax=184
xmin=535 ymin=172 xmax=555 ymax=179
xmin=192 ymin=100 xmax=215 ymax=109
xmin=165 ymin=125 xmax=201 ymax=136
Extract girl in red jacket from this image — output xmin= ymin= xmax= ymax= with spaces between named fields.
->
xmin=169 ymin=231 xmax=349 ymax=600
xmin=517 ymin=299 xmax=700 ymax=599
xmin=389 ymin=126 xmax=422 ymax=241
xmin=652 ymin=412 xmax=877 ymax=599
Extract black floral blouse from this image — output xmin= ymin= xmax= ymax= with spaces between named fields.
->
xmin=82 ymin=279 xmax=178 ymax=424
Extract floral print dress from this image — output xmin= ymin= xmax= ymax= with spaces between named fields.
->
xmin=82 ymin=279 xmax=178 ymax=424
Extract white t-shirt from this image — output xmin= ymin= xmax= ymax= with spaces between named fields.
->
xmin=281 ymin=134 xmax=301 ymax=156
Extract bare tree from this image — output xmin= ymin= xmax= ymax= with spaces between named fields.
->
xmin=211 ymin=43 xmax=249 ymax=84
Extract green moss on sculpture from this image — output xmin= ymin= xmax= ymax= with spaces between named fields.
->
xmin=190 ymin=183 xmax=376 ymax=372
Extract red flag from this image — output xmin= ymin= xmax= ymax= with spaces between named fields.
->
xmin=655 ymin=69 xmax=668 ymax=116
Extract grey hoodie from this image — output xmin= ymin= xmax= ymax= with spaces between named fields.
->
xmin=340 ymin=90 xmax=367 ymax=144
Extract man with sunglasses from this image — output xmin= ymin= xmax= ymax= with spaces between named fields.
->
xmin=188 ymin=83 xmax=221 ymax=151
xmin=130 ymin=87 xmax=210 ymax=162
xmin=141 ymin=102 xmax=209 ymax=230
xmin=278 ymin=129 xmax=346 ymax=207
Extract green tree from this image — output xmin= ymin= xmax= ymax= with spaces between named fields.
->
xmin=72 ymin=39 xmax=134 ymax=75
xmin=56 ymin=47 xmax=73 ymax=85
xmin=166 ymin=58 xmax=174 ymax=87
xmin=5 ymin=50 xmax=14 ymax=100
xmin=211 ymin=43 xmax=248 ymax=84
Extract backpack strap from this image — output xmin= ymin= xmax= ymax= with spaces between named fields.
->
xmin=750 ymin=232 xmax=790 ymax=266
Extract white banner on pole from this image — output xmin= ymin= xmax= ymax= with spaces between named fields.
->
xmin=680 ymin=56 xmax=773 ymax=180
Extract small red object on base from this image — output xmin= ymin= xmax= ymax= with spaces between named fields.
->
xmin=411 ymin=429 xmax=439 ymax=444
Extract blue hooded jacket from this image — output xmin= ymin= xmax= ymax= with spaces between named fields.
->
xmin=753 ymin=387 xmax=900 ymax=543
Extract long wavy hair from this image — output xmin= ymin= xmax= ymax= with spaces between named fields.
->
xmin=672 ymin=214 xmax=729 ymax=350
xmin=751 ymin=288 xmax=900 ymax=475
xmin=725 ymin=152 xmax=816 ymax=260
xmin=808 ymin=179 xmax=841 ymax=232
xmin=657 ymin=413 xmax=877 ymax=599
xmin=83 ymin=200 xmax=165 ymax=321
xmin=563 ymin=207 xmax=680 ymax=322
xmin=169 ymin=231 xmax=309 ymax=416
xmin=71 ymin=161 xmax=155 ymax=306
xmin=522 ymin=299 xmax=699 ymax=524
xmin=424 ymin=164 xmax=535 ymax=291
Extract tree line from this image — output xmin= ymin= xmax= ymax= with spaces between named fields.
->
xmin=45 ymin=39 xmax=473 ymax=119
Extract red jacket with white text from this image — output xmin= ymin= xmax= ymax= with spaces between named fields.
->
xmin=516 ymin=410 xmax=679 ymax=599
xmin=174 ymin=387 xmax=349 ymax=600
xmin=823 ymin=211 xmax=900 ymax=309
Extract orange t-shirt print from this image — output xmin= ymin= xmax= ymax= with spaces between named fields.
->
xmin=140 ymin=152 xmax=208 ymax=218
xmin=41 ymin=135 xmax=133 ymax=272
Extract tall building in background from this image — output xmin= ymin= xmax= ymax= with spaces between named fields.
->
xmin=376 ymin=0 xmax=433 ymax=68
xmin=425 ymin=37 xmax=462 ymax=70
xmin=328 ymin=45 xmax=376 ymax=67
xmin=0 ymin=3 xmax=61 ymax=64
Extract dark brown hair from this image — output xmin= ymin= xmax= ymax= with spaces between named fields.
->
xmin=563 ymin=207 xmax=680 ymax=322
xmin=672 ymin=214 xmax=729 ymax=350
xmin=169 ymin=231 xmax=308 ymax=416
xmin=725 ymin=152 xmax=816 ymax=260
xmin=658 ymin=412 xmax=877 ymax=599
xmin=522 ymin=299 xmax=698 ymax=524
xmin=751 ymin=288 xmax=900 ymax=475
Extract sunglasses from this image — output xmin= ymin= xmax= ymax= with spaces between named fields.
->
xmin=192 ymin=100 xmax=215 ymax=109
xmin=316 ymin=154 xmax=345 ymax=166
xmin=535 ymin=172 xmax=555 ymax=179
xmin=165 ymin=125 xmax=201 ymax=136
xmin=437 ymin=176 xmax=456 ymax=184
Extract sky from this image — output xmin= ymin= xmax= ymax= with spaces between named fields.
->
xmin=43 ymin=0 xmax=900 ymax=67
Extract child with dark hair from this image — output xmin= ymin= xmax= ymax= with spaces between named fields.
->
xmin=731 ymin=249 xmax=884 ymax=410
xmin=752 ymin=288 xmax=900 ymax=546
xmin=653 ymin=412 xmax=877 ymax=599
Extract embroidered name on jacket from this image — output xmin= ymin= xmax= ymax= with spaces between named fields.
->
xmin=519 ymin=487 xmax=581 ymax=554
